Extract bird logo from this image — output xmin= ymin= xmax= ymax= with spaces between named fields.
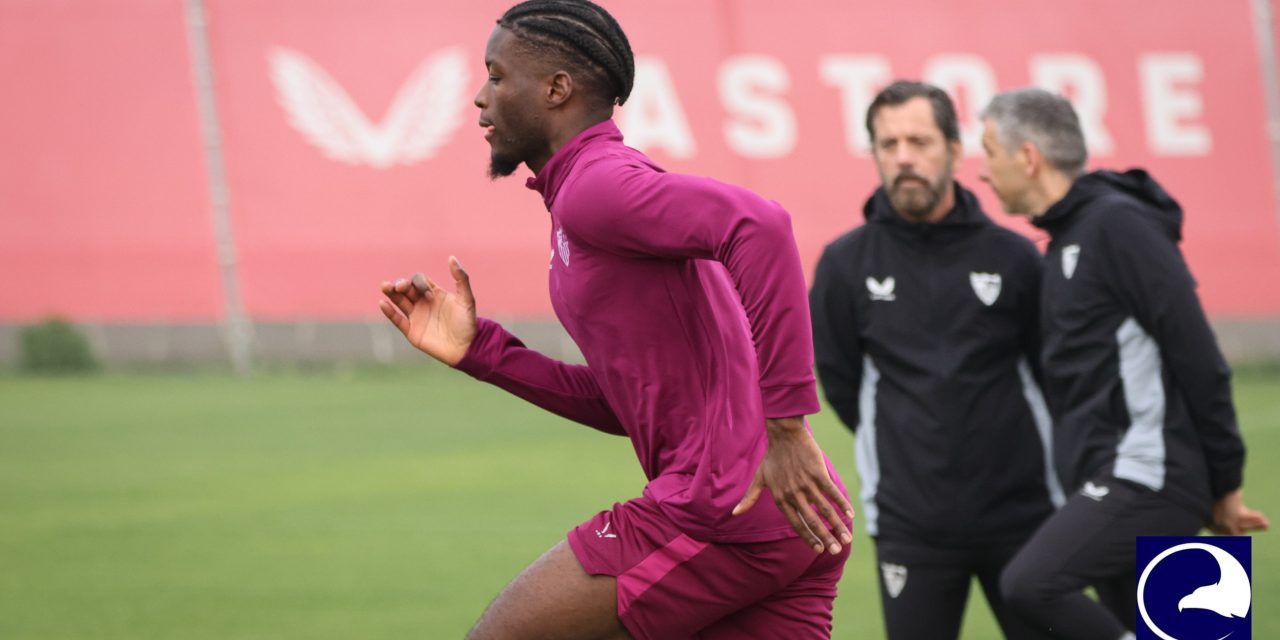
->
xmin=1137 ymin=539 xmax=1251 ymax=639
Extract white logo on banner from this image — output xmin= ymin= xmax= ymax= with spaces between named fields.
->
xmin=269 ymin=47 xmax=468 ymax=168
xmin=866 ymin=276 xmax=896 ymax=301
xmin=1062 ymin=244 xmax=1081 ymax=279
xmin=969 ymin=272 xmax=1002 ymax=306
xmin=881 ymin=562 xmax=908 ymax=598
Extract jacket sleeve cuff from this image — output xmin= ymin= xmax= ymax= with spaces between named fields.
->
xmin=453 ymin=318 xmax=501 ymax=380
xmin=1210 ymin=466 xmax=1244 ymax=501
xmin=761 ymin=382 xmax=821 ymax=419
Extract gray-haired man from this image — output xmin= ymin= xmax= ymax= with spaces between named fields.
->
xmin=977 ymin=87 xmax=1269 ymax=640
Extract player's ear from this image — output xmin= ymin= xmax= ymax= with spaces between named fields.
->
xmin=546 ymin=70 xmax=573 ymax=108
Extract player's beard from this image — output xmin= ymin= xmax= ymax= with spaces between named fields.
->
xmin=488 ymin=151 xmax=521 ymax=179
xmin=485 ymin=114 xmax=544 ymax=180
xmin=487 ymin=131 xmax=542 ymax=180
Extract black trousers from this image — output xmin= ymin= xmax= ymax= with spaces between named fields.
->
xmin=873 ymin=533 xmax=1053 ymax=640
xmin=999 ymin=477 xmax=1204 ymax=640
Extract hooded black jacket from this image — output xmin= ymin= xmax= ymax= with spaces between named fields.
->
xmin=811 ymin=183 xmax=1062 ymax=545
xmin=1031 ymin=169 xmax=1245 ymax=519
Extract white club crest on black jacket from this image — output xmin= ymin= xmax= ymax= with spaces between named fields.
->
xmin=811 ymin=183 xmax=1063 ymax=544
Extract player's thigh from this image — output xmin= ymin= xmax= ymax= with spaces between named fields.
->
xmin=616 ymin=535 xmax=828 ymax=639
xmin=699 ymin=541 xmax=849 ymax=640
xmin=467 ymin=539 xmax=632 ymax=640
xmin=874 ymin=538 xmax=971 ymax=640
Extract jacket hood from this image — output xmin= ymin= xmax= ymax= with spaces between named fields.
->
xmin=1035 ymin=169 xmax=1183 ymax=241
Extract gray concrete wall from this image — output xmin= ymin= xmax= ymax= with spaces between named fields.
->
xmin=0 ymin=320 xmax=585 ymax=370
xmin=1 ymin=318 xmax=1277 ymax=371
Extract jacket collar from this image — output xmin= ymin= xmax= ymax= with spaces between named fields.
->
xmin=526 ymin=119 xmax=622 ymax=210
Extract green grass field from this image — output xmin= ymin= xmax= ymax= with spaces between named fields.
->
xmin=1 ymin=364 xmax=1277 ymax=639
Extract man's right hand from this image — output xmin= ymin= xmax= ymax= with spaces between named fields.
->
xmin=378 ymin=256 xmax=477 ymax=366
xmin=1210 ymin=488 xmax=1270 ymax=536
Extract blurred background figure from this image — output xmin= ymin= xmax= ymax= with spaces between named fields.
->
xmin=981 ymin=87 xmax=1270 ymax=640
xmin=811 ymin=80 xmax=1060 ymax=640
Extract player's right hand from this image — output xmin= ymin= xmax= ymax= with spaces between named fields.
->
xmin=378 ymin=256 xmax=477 ymax=366
xmin=733 ymin=416 xmax=855 ymax=555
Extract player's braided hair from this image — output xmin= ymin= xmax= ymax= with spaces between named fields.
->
xmin=498 ymin=0 xmax=635 ymax=106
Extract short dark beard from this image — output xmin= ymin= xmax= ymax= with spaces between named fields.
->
xmin=884 ymin=153 xmax=955 ymax=221
xmin=488 ymin=153 xmax=521 ymax=180
xmin=888 ymin=173 xmax=946 ymax=220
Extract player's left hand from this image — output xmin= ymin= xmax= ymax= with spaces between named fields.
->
xmin=733 ymin=416 xmax=855 ymax=555
xmin=1210 ymin=488 xmax=1270 ymax=535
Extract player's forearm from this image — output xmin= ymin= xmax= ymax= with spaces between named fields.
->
xmin=455 ymin=319 xmax=627 ymax=435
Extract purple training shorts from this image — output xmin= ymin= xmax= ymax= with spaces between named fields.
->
xmin=567 ymin=495 xmax=850 ymax=639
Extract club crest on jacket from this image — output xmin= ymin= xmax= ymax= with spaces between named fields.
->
xmin=969 ymin=272 xmax=1002 ymax=306
xmin=556 ymin=227 xmax=571 ymax=267
xmin=1062 ymin=244 xmax=1081 ymax=279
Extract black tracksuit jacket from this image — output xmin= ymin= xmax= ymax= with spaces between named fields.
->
xmin=810 ymin=184 xmax=1061 ymax=545
xmin=1031 ymin=169 xmax=1245 ymax=519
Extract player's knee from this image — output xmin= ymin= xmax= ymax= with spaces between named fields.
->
xmin=1000 ymin=557 xmax=1049 ymax=614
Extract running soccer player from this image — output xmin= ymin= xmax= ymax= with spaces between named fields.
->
xmin=977 ymin=88 xmax=1270 ymax=640
xmin=810 ymin=80 xmax=1060 ymax=640
xmin=378 ymin=2 xmax=854 ymax=638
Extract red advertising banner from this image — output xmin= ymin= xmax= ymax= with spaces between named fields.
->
xmin=3 ymin=0 xmax=1279 ymax=322
xmin=0 ymin=1 xmax=222 ymax=322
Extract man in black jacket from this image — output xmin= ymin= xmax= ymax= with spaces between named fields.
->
xmin=978 ymin=87 xmax=1270 ymax=640
xmin=810 ymin=80 xmax=1061 ymax=639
